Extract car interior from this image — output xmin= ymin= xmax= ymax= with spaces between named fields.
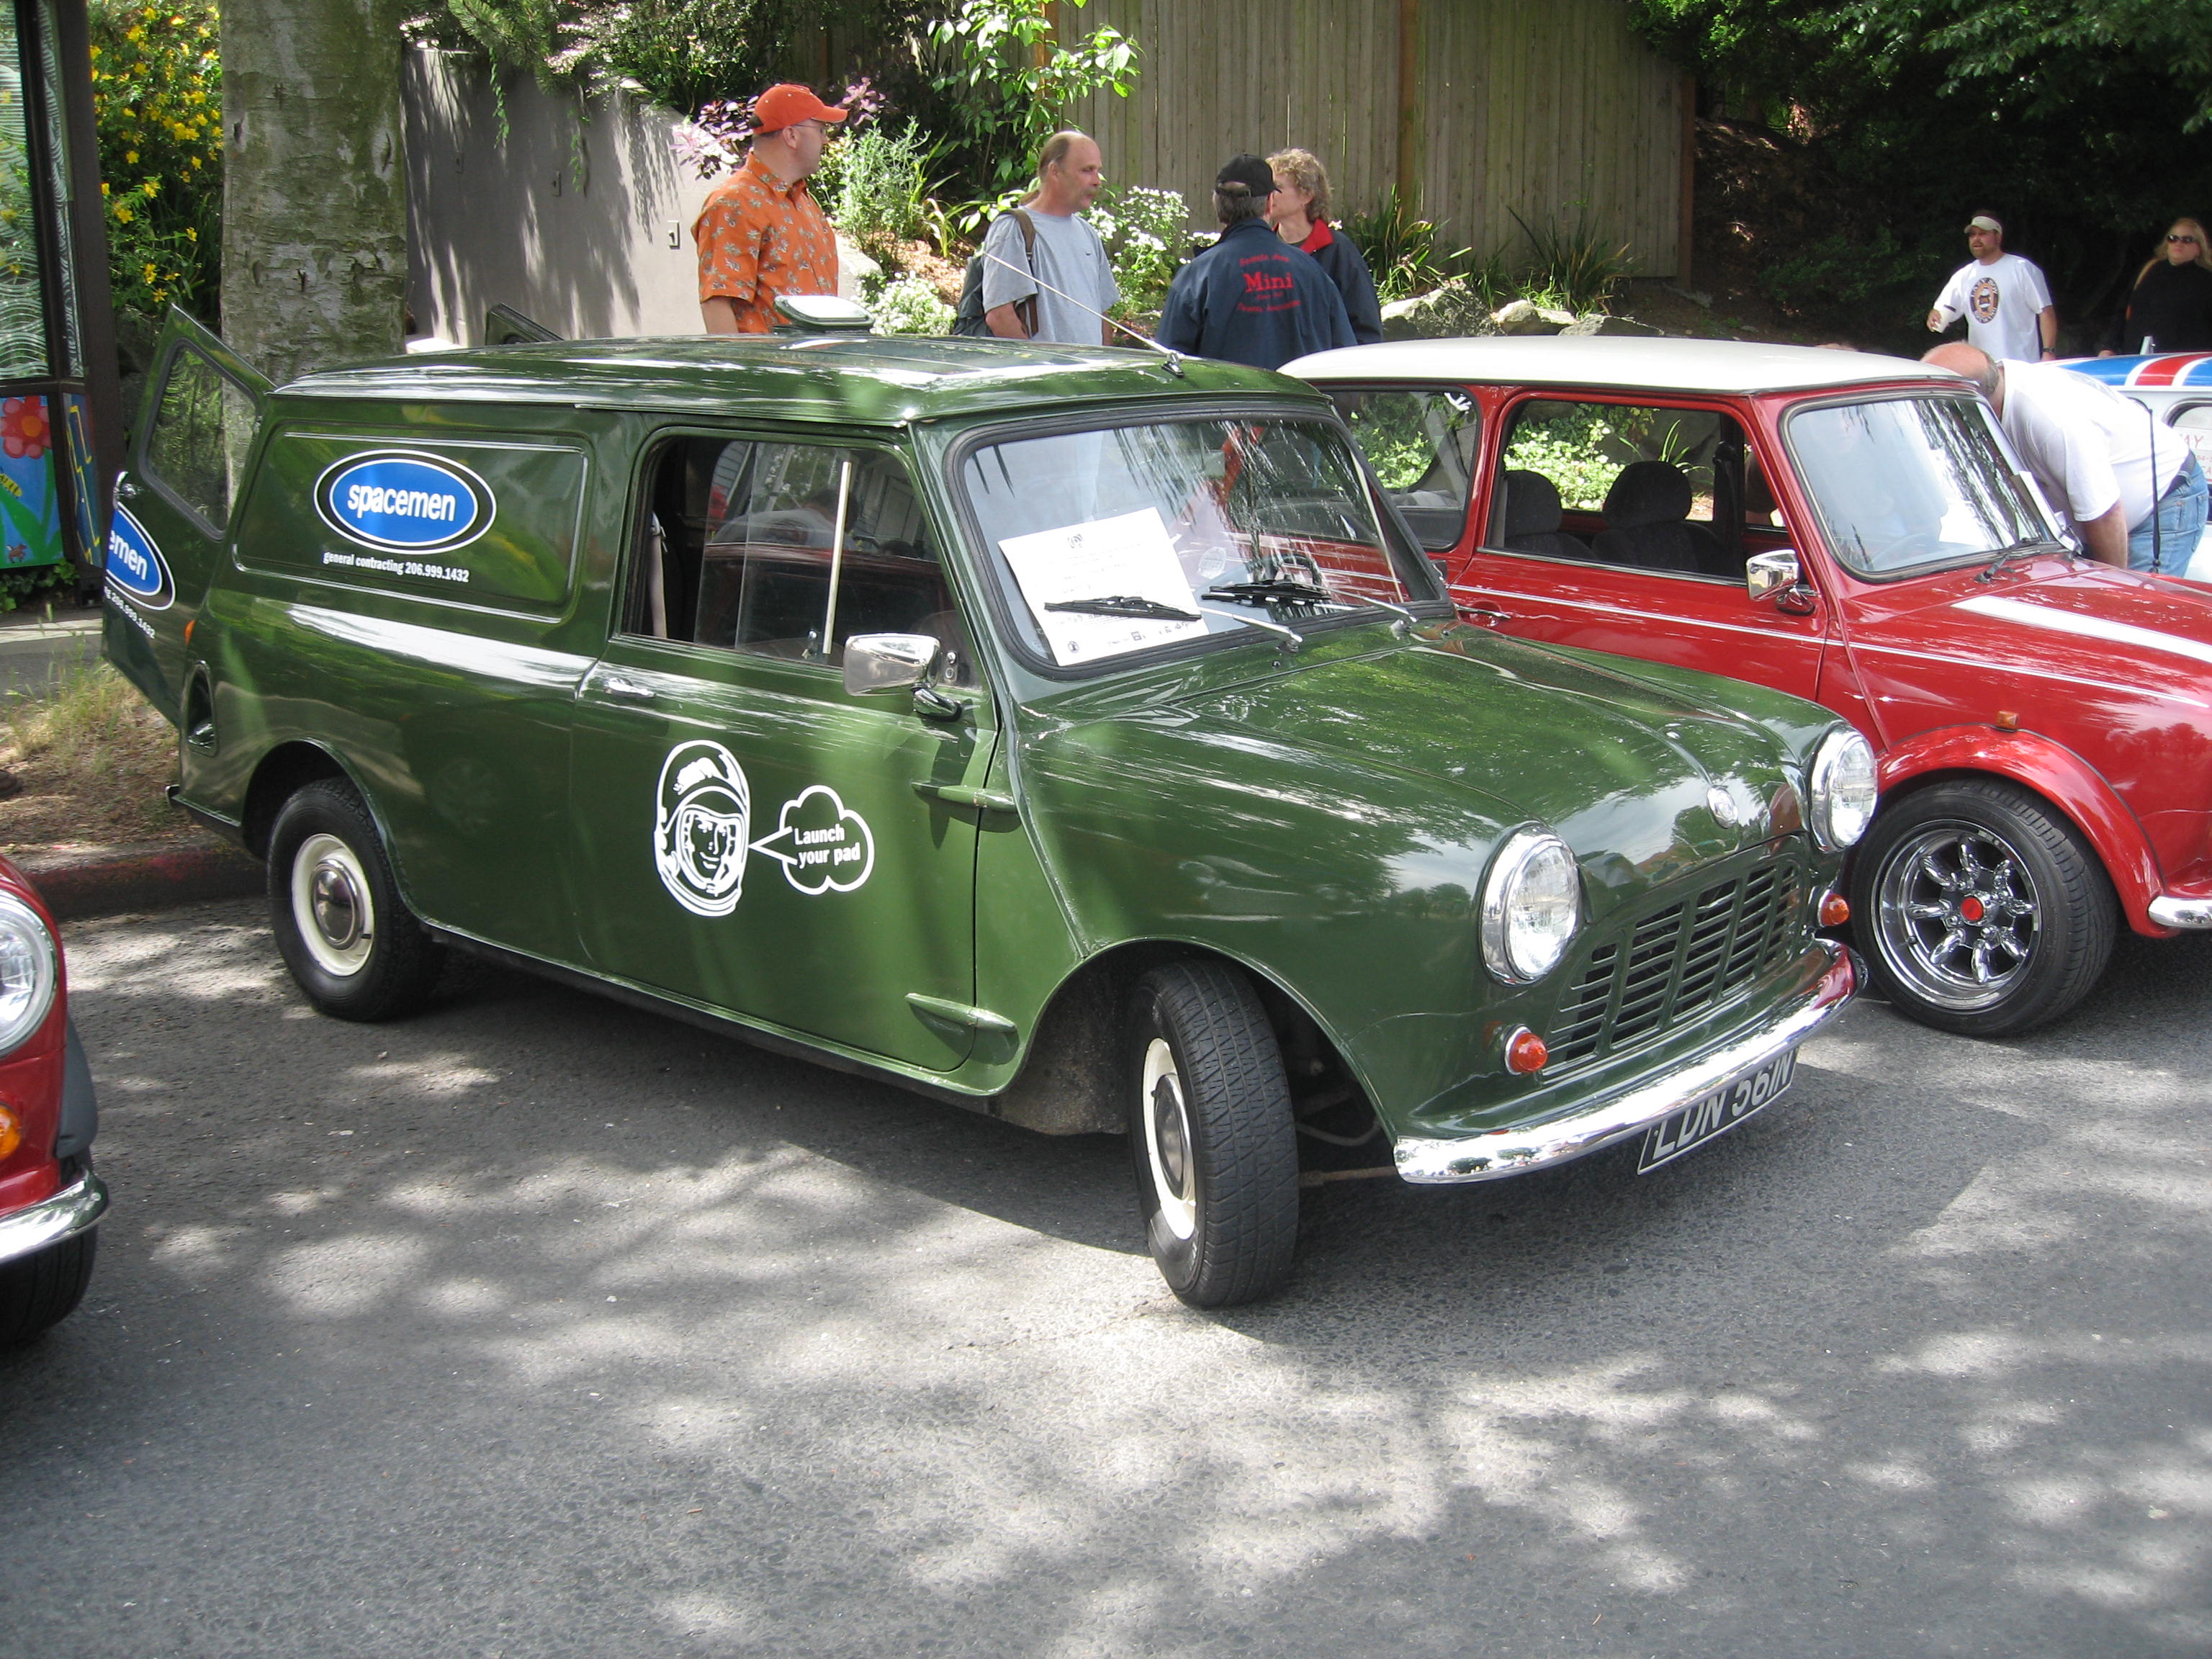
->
xmin=626 ymin=436 xmax=974 ymax=685
xmin=1483 ymin=399 xmax=1794 ymax=585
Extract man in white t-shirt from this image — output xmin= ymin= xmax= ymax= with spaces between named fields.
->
xmin=980 ymin=131 xmax=1120 ymax=347
xmin=1928 ymin=215 xmax=2059 ymax=364
xmin=1925 ymin=342 xmax=2207 ymax=573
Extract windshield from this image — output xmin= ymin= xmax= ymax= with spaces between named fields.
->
xmin=961 ymin=417 xmax=1440 ymax=671
xmin=1786 ymin=394 xmax=2058 ymax=579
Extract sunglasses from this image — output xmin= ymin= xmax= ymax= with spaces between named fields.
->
xmin=2170 ymin=233 xmax=2200 ymax=244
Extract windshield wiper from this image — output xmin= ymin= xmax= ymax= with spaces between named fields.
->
xmin=1202 ymin=578 xmax=1345 ymax=608
xmin=1978 ymin=537 xmax=2070 ymax=582
xmin=1043 ymin=594 xmax=1202 ymax=620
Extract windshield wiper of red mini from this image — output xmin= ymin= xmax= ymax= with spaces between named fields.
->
xmin=1977 ymin=536 xmax=2071 ymax=583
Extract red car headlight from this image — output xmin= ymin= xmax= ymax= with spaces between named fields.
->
xmin=0 ymin=891 xmax=58 ymax=1056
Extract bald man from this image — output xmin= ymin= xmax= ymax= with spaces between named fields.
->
xmin=1923 ymin=342 xmax=2206 ymax=573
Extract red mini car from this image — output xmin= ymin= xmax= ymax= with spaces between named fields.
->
xmin=0 ymin=851 xmax=103 ymax=1344
xmin=1294 ymin=336 xmax=2212 ymax=1035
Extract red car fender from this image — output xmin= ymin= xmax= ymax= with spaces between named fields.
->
xmin=1874 ymin=725 xmax=2168 ymax=935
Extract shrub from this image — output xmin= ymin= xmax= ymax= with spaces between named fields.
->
xmin=822 ymin=120 xmax=933 ymax=266
xmin=1088 ymin=183 xmax=1185 ymax=313
xmin=88 ymin=0 xmax=222 ymax=324
xmin=861 ymin=272 xmax=953 ymax=336
xmin=1757 ymin=226 xmax=1930 ymax=328
xmin=925 ymin=0 xmax=1137 ymax=204
xmin=1342 ymin=188 xmax=1467 ymax=302
xmin=1509 ymin=208 xmax=1631 ymax=315
xmin=0 ymin=562 xmax=73 ymax=613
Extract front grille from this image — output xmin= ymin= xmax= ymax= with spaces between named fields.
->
xmin=1545 ymin=859 xmax=1801 ymax=1071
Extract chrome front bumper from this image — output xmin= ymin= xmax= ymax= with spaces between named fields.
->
xmin=1393 ymin=944 xmax=1856 ymax=1184
xmin=2148 ymin=896 xmax=2212 ymax=930
xmin=0 ymin=1166 xmax=108 ymax=1266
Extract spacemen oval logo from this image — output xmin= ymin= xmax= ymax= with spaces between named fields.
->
xmin=104 ymin=503 xmax=174 ymax=610
xmin=313 ymin=451 xmax=493 ymax=554
xmin=655 ymin=740 xmax=752 ymax=917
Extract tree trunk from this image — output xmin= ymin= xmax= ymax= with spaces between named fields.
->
xmin=220 ymin=0 xmax=406 ymax=384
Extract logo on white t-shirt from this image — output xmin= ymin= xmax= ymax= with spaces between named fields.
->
xmin=1970 ymin=276 xmax=2000 ymax=323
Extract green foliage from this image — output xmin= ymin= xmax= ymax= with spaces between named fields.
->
xmin=1755 ymin=225 xmax=1930 ymax=322
xmin=821 ymin=120 xmax=933 ymax=264
xmin=1504 ymin=406 xmax=1624 ymax=513
xmin=1342 ymin=187 xmax=1465 ymax=302
xmin=1509 ymin=208 xmax=1632 ymax=315
xmin=924 ymin=0 xmax=1137 ymax=204
xmin=1087 ymin=183 xmax=1185 ymax=312
xmin=859 ymin=271 xmax=953 ymax=335
xmin=88 ymin=0 xmax=222 ymax=325
xmin=1628 ymin=0 xmax=2212 ymax=336
xmin=0 ymin=559 xmax=70 ymax=612
xmin=410 ymin=0 xmax=927 ymax=119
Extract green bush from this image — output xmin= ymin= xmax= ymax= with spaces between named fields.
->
xmin=821 ymin=120 xmax=933 ymax=265
xmin=925 ymin=0 xmax=1136 ymax=205
xmin=1088 ymin=183 xmax=1185 ymax=313
xmin=89 ymin=0 xmax=222 ymax=325
xmin=1510 ymin=208 xmax=1631 ymax=315
xmin=860 ymin=272 xmax=953 ymax=336
xmin=1756 ymin=227 xmax=1930 ymax=328
xmin=0 ymin=561 xmax=74 ymax=612
xmin=1342 ymin=188 xmax=1465 ymax=302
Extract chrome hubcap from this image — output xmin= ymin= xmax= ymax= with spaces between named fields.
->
xmin=1874 ymin=819 xmax=2038 ymax=1012
xmin=1141 ymin=1038 xmax=1197 ymax=1241
xmin=292 ymin=832 xmax=375 ymax=978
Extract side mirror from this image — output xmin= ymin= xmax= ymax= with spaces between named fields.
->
xmin=1745 ymin=549 xmax=1802 ymax=601
xmin=1746 ymin=548 xmax=1820 ymax=614
xmin=842 ymin=632 xmax=943 ymax=696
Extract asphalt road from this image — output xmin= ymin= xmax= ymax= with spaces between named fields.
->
xmin=4 ymin=897 xmax=2207 ymax=1657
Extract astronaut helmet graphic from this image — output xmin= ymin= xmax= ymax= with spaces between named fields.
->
xmin=655 ymin=739 xmax=752 ymax=916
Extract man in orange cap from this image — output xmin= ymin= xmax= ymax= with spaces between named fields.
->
xmin=693 ymin=84 xmax=846 ymax=334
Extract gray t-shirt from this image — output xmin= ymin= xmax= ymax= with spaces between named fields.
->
xmin=979 ymin=207 xmax=1120 ymax=346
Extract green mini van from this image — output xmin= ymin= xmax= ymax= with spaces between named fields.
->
xmin=104 ymin=306 xmax=1874 ymax=1305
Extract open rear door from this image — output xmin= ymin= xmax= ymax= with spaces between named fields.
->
xmin=102 ymin=307 xmax=271 ymax=724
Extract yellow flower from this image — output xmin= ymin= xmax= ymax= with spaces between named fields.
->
xmin=114 ymin=204 xmax=132 ymax=222
xmin=142 ymin=262 xmax=156 ymax=282
xmin=99 ymin=180 xmax=108 ymax=196
xmin=125 ymin=148 xmax=137 ymax=163
xmin=140 ymin=179 xmax=157 ymax=197
xmin=184 ymin=225 xmax=195 ymax=240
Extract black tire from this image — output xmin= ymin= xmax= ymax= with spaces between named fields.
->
xmin=1849 ymin=778 xmax=2115 ymax=1037
xmin=1127 ymin=961 xmax=1300 ymax=1307
xmin=267 ymin=780 xmax=442 ymax=1022
xmin=0 ymin=1229 xmax=95 ymax=1346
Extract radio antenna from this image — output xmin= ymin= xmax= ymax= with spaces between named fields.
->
xmin=982 ymin=251 xmax=1187 ymax=375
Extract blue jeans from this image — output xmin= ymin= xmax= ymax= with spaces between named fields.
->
xmin=2128 ymin=451 xmax=2208 ymax=574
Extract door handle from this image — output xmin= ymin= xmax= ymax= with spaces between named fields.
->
xmin=597 ymin=673 xmax=656 ymax=702
xmin=1458 ymin=605 xmax=1512 ymax=626
xmin=114 ymin=478 xmax=140 ymax=500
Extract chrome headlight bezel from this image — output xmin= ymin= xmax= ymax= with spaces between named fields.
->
xmin=0 ymin=890 xmax=58 ymax=1056
xmin=1480 ymin=827 xmax=1583 ymax=984
xmin=1807 ymin=727 xmax=1879 ymax=852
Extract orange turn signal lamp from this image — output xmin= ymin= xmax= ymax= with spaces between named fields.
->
xmin=1503 ymin=1026 xmax=1548 ymax=1076
xmin=1819 ymin=890 xmax=1851 ymax=927
xmin=0 ymin=1100 xmax=19 ymax=1161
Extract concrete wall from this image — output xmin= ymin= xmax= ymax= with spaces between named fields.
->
xmin=405 ymin=50 xmax=866 ymax=347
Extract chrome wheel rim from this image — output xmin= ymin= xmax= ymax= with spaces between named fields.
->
xmin=292 ymin=832 xmax=374 ymax=978
xmin=1141 ymin=1037 xmax=1197 ymax=1241
xmin=1873 ymin=818 xmax=2039 ymax=1012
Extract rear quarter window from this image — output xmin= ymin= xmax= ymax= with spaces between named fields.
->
xmin=234 ymin=429 xmax=588 ymax=614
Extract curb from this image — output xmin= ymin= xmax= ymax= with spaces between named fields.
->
xmin=19 ymin=842 xmax=265 ymax=921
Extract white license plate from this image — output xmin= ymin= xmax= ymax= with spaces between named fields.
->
xmin=1637 ymin=1046 xmax=1797 ymax=1174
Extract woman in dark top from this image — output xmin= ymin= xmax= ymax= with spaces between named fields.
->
xmin=2101 ymin=217 xmax=2212 ymax=356
xmin=1265 ymin=148 xmax=1384 ymax=346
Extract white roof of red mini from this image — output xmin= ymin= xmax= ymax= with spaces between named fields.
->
xmin=1286 ymin=336 xmax=1961 ymax=396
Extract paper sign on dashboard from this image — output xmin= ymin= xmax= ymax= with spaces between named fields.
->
xmin=997 ymin=506 xmax=1210 ymax=666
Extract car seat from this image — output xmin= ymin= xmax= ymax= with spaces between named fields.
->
xmin=1496 ymin=469 xmax=1588 ymax=560
xmin=1590 ymin=461 xmax=1726 ymax=575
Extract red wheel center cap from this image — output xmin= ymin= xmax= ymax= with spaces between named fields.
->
xmin=1959 ymin=894 xmax=1987 ymax=923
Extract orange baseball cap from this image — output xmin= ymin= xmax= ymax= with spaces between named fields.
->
xmin=752 ymin=84 xmax=848 ymax=133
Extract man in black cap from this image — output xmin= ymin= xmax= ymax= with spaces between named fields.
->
xmin=1157 ymin=154 xmax=1355 ymax=371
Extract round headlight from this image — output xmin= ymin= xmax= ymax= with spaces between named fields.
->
xmin=1481 ymin=828 xmax=1582 ymax=984
xmin=0 ymin=891 xmax=57 ymax=1056
xmin=1809 ymin=728 xmax=1879 ymax=851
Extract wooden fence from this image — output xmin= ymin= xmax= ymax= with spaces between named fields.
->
xmin=1062 ymin=0 xmax=1691 ymax=278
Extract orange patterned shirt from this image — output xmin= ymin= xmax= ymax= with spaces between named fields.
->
xmin=691 ymin=152 xmax=838 ymax=333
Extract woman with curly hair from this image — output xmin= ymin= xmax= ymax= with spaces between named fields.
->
xmin=2100 ymin=217 xmax=2212 ymax=356
xmin=1265 ymin=148 xmax=1382 ymax=346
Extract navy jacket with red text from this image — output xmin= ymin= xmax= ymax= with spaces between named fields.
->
xmin=1157 ymin=220 xmax=1356 ymax=371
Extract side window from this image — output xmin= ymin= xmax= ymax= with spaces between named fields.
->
xmin=140 ymin=344 xmax=260 ymax=534
xmin=627 ymin=436 xmax=974 ymax=685
xmin=1491 ymin=399 xmax=1748 ymax=580
xmin=2171 ymin=403 xmax=2212 ymax=467
xmin=1330 ymin=387 xmax=1479 ymax=552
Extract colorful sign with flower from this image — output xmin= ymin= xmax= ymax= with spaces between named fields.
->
xmin=0 ymin=392 xmax=63 ymax=567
